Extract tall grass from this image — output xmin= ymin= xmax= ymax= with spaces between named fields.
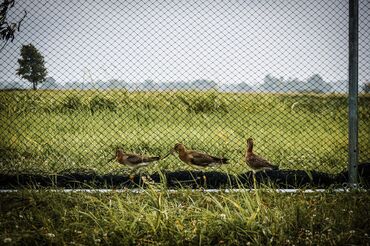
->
xmin=0 ymin=90 xmax=369 ymax=174
xmin=1 ymin=185 xmax=369 ymax=245
xmin=1 ymin=90 xmax=369 ymax=245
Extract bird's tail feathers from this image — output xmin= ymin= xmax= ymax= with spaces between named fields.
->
xmin=146 ymin=156 xmax=161 ymax=162
xmin=213 ymin=156 xmax=229 ymax=164
xmin=271 ymin=164 xmax=279 ymax=170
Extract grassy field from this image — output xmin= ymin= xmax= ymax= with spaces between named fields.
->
xmin=0 ymin=90 xmax=369 ymax=245
xmin=0 ymin=89 xmax=369 ymax=175
xmin=1 ymin=187 xmax=370 ymax=245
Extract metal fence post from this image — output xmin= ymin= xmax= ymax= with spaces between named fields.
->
xmin=348 ymin=0 xmax=359 ymax=186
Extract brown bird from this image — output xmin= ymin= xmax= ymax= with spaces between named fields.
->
xmin=107 ymin=149 xmax=161 ymax=170
xmin=245 ymin=138 xmax=278 ymax=172
xmin=172 ymin=143 xmax=228 ymax=168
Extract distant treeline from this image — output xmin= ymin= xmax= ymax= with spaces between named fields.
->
xmin=1 ymin=75 xmax=367 ymax=93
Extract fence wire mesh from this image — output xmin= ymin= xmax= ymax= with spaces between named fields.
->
xmin=0 ymin=0 xmax=369 ymax=177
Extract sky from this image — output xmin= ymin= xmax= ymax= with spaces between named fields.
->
xmin=0 ymin=0 xmax=369 ymax=86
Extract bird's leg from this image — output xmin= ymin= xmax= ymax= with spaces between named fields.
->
xmin=202 ymin=171 xmax=207 ymax=188
xmin=203 ymin=175 xmax=207 ymax=184
xmin=129 ymin=168 xmax=137 ymax=182
xmin=252 ymin=170 xmax=257 ymax=189
xmin=138 ymin=169 xmax=144 ymax=186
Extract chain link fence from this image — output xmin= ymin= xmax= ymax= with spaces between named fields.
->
xmin=0 ymin=0 xmax=369 ymax=178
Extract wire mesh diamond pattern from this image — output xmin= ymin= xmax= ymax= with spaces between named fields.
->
xmin=0 ymin=0 xmax=369 ymax=177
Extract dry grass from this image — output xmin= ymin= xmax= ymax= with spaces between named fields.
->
xmin=1 ymin=186 xmax=369 ymax=245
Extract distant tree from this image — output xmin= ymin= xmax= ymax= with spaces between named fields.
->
xmin=16 ymin=44 xmax=47 ymax=90
xmin=363 ymin=82 xmax=370 ymax=93
xmin=235 ymin=82 xmax=253 ymax=92
xmin=286 ymin=78 xmax=302 ymax=92
xmin=262 ymin=74 xmax=285 ymax=92
xmin=40 ymin=77 xmax=58 ymax=89
xmin=1 ymin=0 xmax=27 ymax=51
xmin=192 ymin=79 xmax=217 ymax=91
xmin=142 ymin=79 xmax=155 ymax=91
xmin=305 ymin=74 xmax=331 ymax=93
xmin=261 ymin=74 xmax=334 ymax=93
xmin=107 ymin=79 xmax=128 ymax=90
xmin=262 ymin=74 xmax=273 ymax=92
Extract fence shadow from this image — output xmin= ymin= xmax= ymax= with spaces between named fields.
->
xmin=1 ymin=163 xmax=369 ymax=190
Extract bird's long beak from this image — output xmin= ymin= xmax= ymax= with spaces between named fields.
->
xmin=106 ymin=156 xmax=116 ymax=164
xmin=161 ymin=149 xmax=175 ymax=160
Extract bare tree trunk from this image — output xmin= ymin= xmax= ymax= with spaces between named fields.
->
xmin=32 ymin=82 xmax=37 ymax=90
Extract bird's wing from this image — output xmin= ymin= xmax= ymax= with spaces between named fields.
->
xmin=126 ymin=154 xmax=146 ymax=164
xmin=127 ymin=154 xmax=160 ymax=164
xmin=188 ymin=151 xmax=219 ymax=167
xmin=248 ymin=155 xmax=275 ymax=169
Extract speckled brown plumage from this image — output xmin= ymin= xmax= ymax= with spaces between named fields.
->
xmin=245 ymin=138 xmax=278 ymax=172
xmin=173 ymin=143 xmax=228 ymax=168
xmin=108 ymin=149 xmax=160 ymax=170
